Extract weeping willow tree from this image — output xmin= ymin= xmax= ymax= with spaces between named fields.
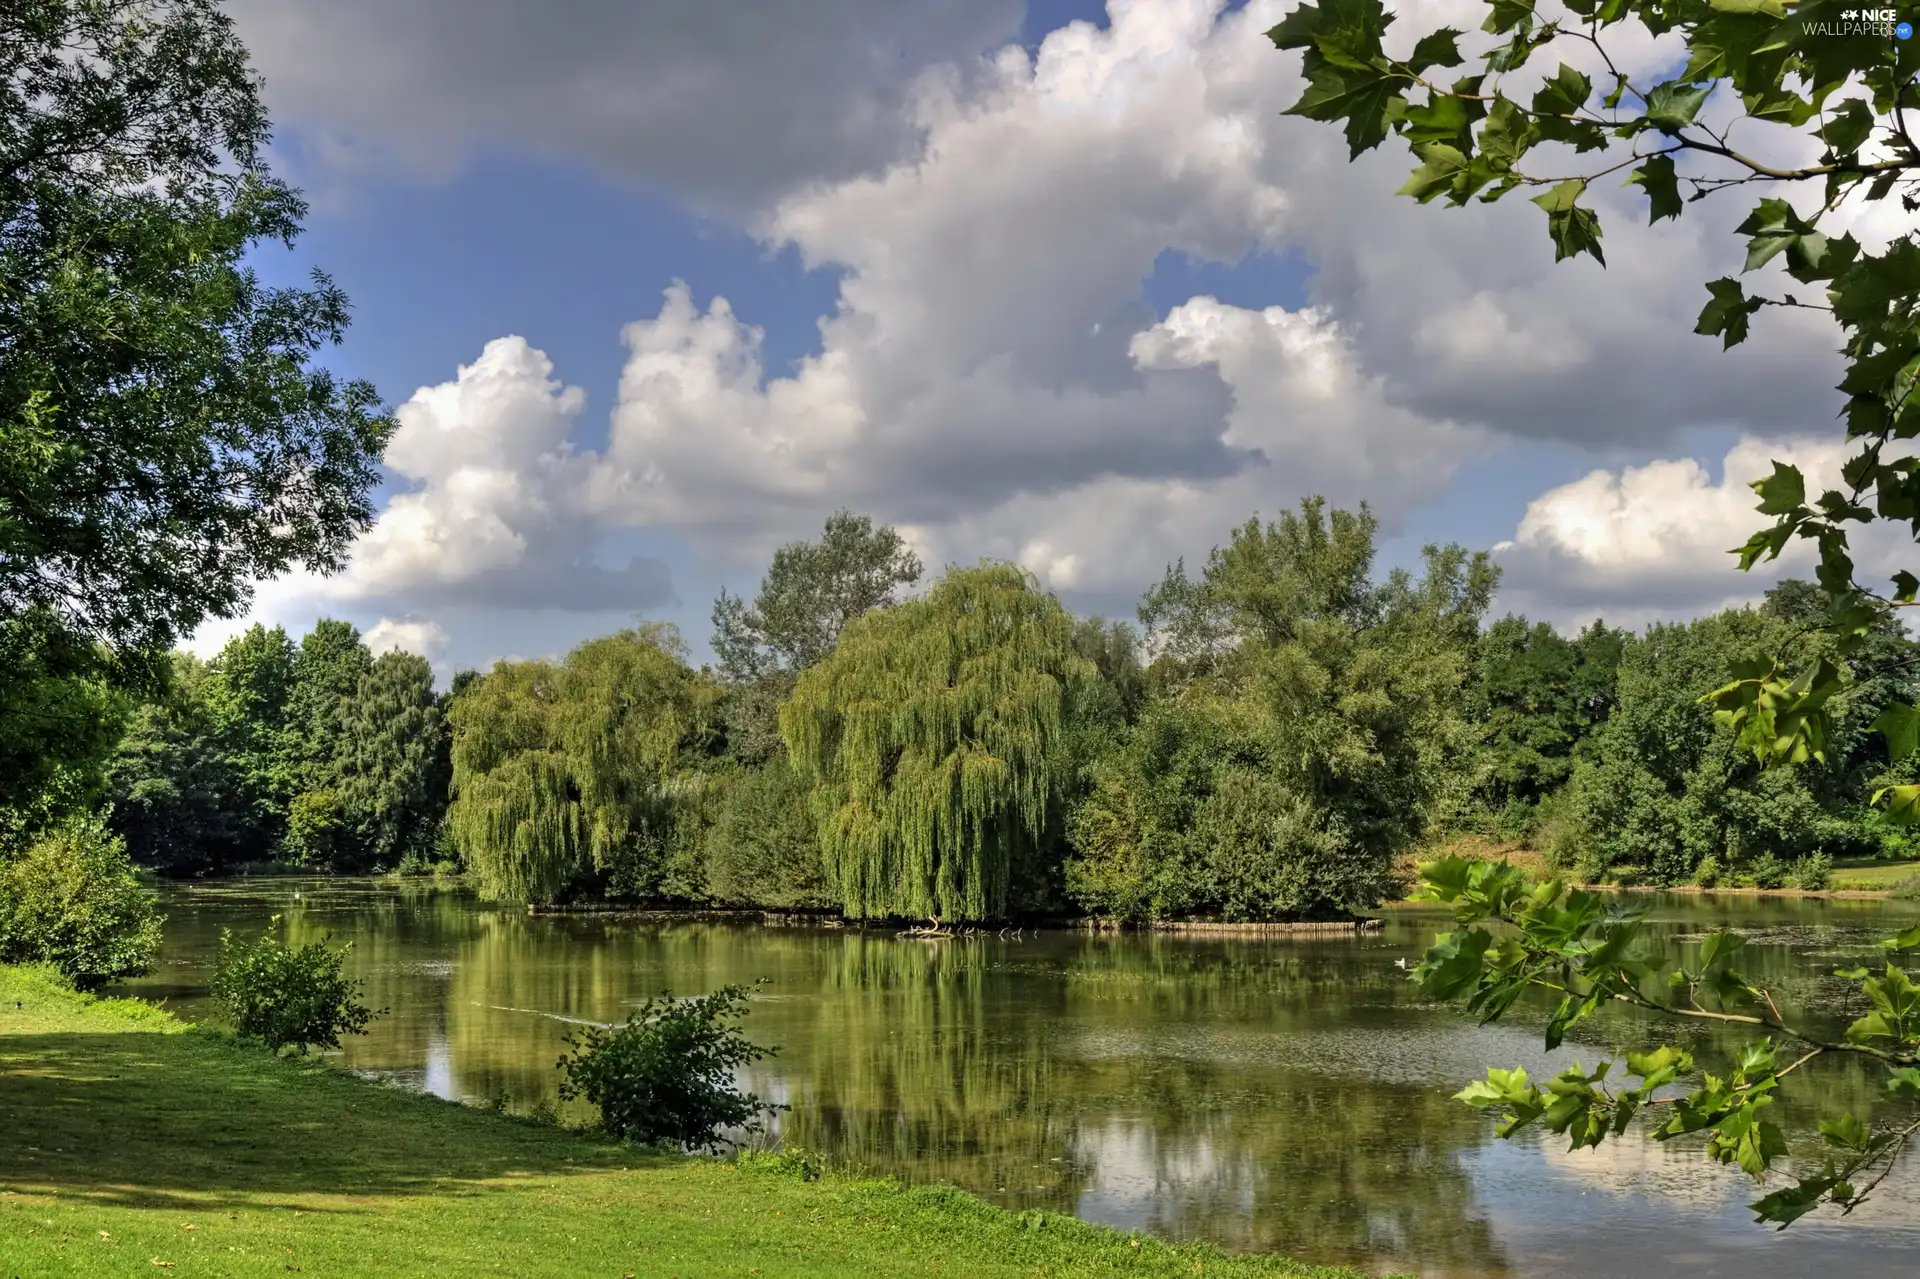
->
xmin=446 ymin=625 xmax=718 ymax=903
xmin=781 ymin=563 xmax=1094 ymax=922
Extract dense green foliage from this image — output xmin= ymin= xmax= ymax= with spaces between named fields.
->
xmin=555 ymin=985 xmax=777 ymax=1152
xmin=1071 ymin=502 xmax=1494 ymax=920
xmin=447 ymin=625 xmax=719 ymax=903
xmin=0 ymin=815 xmax=159 ymax=989
xmin=783 ymin=562 xmax=1095 ymax=922
xmin=0 ymin=0 xmax=391 ymax=658
xmin=0 ymin=0 xmax=391 ymax=852
xmin=103 ymin=622 xmax=452 ymax=875
xmin=211 ymin=924 xmax=377 ymax=1054
xmin=67 ymin=507 xmax=1920 ymax=917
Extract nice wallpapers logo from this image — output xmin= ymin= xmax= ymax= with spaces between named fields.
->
xmin=1807 ymin=7 xmax=1915 ymax=35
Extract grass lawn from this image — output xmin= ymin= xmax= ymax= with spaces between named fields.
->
xmin=0 ymin=966 xmax=1374 ymax=1279
xmin=1828 ymin=859 xmax=1920 ymax=891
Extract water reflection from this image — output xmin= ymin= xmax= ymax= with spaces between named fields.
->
xmin=119 ymin=882 xmax=1920 ymax=1278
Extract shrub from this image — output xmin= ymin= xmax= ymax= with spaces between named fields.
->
xmin=0 ymin=815 xmax=161 ymax=990
xmin=1692 ymin=855 xmax=1723 ymax=889
xmin=210 ymin=924 xmax=378 ymax=1053
xmin=556 ymin=984 xmax=777 ymax=1151
xmin=1790 ymin=851 xmax=1834 ymax=891
xmin=1745 ymin=852 xmax=1790 ymax=890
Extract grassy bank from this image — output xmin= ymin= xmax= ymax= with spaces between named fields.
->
xmin=0 ymin=966 xmax=1372 ymax=1278
xmin=1403 ymin=838 xmax=1920 ymax=899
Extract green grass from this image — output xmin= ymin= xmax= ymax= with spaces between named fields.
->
xmin=0 ymin=965 xmax=1372 ymax=1279
xmin=1828 ymin=859 xmax=1920 ymax=891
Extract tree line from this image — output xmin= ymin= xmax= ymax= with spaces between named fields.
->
xmin=70 ymin=504 xmax=1920 ymax=920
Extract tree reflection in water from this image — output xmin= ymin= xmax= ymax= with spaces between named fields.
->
xmin=120 ymin=882 xmax=1920 ymax=1279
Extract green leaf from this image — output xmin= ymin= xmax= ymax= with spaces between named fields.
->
xmin=1695 ymin=278 xmax=1764 ymax=349
xmin=1874 ymin=702 xmax=1920 ymax=762
xmin=1290 ymin=66 xmax=1405 ymax=157
xmin=1737 ymin=197 xmax=1834 ymax=278
xmin=1406 ymin=28 xmax=1464 ymax=73
xmin=1818 ymin=99 xmax=1876 ymax=159
xmin=1397 ymin=143 xmax=1469 ymax=201
xmin=1880 ymin=924 xmax=1920 ymax=952
xmin=1629 ymin=155 xmax=1682 ymax=223
xmin=1531 ymin=179 xmax=1604 ymax=265
xmin=1531 ymin=63 xmax=1592 ymax=117
xmin=1874 ymin=784 xmax=1920 ymax=825
xmin=1483 ymin=0 xmax=1534 ymax=34
xmin=1644 ymin=81 xmax=1712 ymax=133
xmin=1751 ymin=462 xmax=1806 ymax=515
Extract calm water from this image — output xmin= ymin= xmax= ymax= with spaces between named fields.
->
xmin=117 ymin=880 xmax=1920 ymax=1278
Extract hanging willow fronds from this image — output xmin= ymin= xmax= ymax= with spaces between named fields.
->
xmin=447 ymin=626 xmax=717 ymax=903
xmin=781 ymin=563 xmax=1094 ymax=922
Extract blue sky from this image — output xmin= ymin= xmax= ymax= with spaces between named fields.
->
xmin=209 ymin=0 xmax=1854 ymax=674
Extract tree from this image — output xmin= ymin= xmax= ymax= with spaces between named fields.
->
xmin=1468 ymin=616 xmax=1625 ymax=817
xmin=782 ymin=563 xmax=1094 ymax=922
xmin=285 ymin=620 xmax=374 ymax=789
xmin=201 ymin=624 xmax=299 ymax=851
xmin=0 ymin=610 xmax=128 ymax=848
xmin=104 ymin=653 xmax=253 ymax=875
xmin=712 ymin=511 xmax=923 ymax=767
xmin=712 ymin=511 xmax=923 ymax=681
xmin=1070 ymin=501 xmax=1495 ymax=921
xmin=331 ymin=651 xmax=449 ymax=870
xmin=1140 ymin=498 xmax=1380 ymax=664
xmin=0 ymin=0 xmax=392 ymax=668
xmin=447 ymin=626 xmax=719 ymax=903
xmin=1265 ymin=0 xmax=1920 ymax=801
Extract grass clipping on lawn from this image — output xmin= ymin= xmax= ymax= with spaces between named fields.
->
xmin=0 ymin=964 xmax=1376 ymax=1278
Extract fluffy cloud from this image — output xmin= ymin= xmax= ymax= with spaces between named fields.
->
xmin=224 ymin=0 xmax=1023 ymax=209
xmin=575 ymin=0 xmax=1506 ymax=588
xmin=340 ymin=337 xmax=674 ymax=613
xmin=224 ymin=0 xmax=1872 ymax=639
xmin=363 ymin=617 xmax=452 ymax=665
xmin=1495 ymin=437 xmax=1912 ymax=629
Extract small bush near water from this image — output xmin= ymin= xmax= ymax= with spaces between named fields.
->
xmin=556 ymin=984 xmax=777 ymax=1152
xmin=0 ymin=815 xmax=161 ymax=990
xmin=211 ymin=924 xmax=379 ymax=1053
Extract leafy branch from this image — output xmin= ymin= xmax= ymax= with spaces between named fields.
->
xmin=1415 ymin=855 xmax=1920 ymax=1227
xmin=1270 ymin=0 xmax=1920 ymax=818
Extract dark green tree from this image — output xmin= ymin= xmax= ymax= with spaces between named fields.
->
xmin=0 ymin=0 xmax=392 ymax=666
xmin=104 ymin=654 xmax=252 ymax=875
xmin=783 ymin=562 xmax=1094 ymax=922
xmin=1071 ymin=501 xmax=1495 ymax=921
xmin=200 ymin=624 xmax=298 ymax=852
xmin=285 ymin=620 xmax=373 ymax=788
xmin=0 ymin=611 xmax=128 ymax=848
xmin=332 ymin=651 xmax=449 ymax=870
xmin=1469 ymin=616 xmax=1625 ymax=815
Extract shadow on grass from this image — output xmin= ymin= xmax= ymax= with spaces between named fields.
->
xmin=0 ymin=1027 xmax=654 ymax=1212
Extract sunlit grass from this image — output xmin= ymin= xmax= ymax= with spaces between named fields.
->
xmin=0 ymin=964 xmax=1375 ymax=1278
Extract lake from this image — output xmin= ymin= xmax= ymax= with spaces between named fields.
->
xmin=118 ymin=879 xmax=1920 ymax=1278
